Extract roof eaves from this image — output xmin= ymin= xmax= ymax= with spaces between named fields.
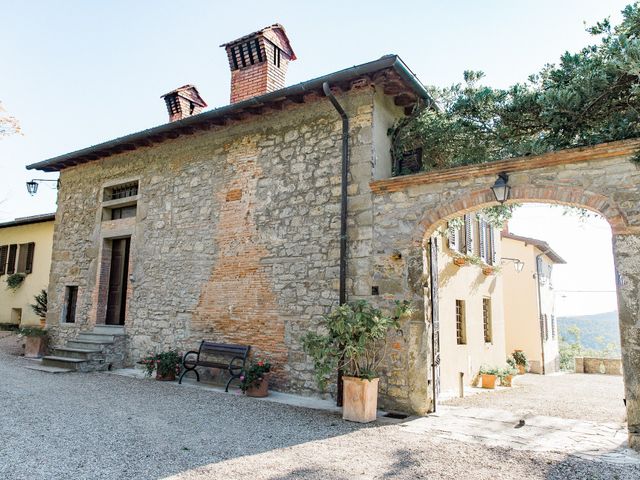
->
xmin=0 ymin=213 xmax=56 ymax=229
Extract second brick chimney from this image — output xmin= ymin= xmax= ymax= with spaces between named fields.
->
xmin=161 ymin=85 xmax=207 ymax=122
xmin=221 ymin=24 xmax=296 ymax=104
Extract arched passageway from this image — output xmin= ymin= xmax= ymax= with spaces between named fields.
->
xmin=369 ymin=139 xmax=640 ymax=450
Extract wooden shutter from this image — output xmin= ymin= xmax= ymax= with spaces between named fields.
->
xmin=0 ymin=245 xmax=7 ymax=275
xmin=479 ymin=220 xmax=487 ymax=262
xmin=25 ymin=243 xmax=35 ymax=274
xmin=448 ymin=222 xmax=458 ymax=252
xmin=489 ymin=227 xmax=496 ymax=265
xmin=17 ymin=243 xmax=28 ymax=274
xmin=464 ymin=214 xmax=473 ymax=255
xmin=7 ymin=244 xmax=17 ymax=275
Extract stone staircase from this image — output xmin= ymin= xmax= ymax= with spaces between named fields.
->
xmin=27 ymin=325 xmax=127 ymax=373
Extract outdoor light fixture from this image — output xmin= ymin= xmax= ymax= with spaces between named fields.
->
xmin=490 ymin=172 xmax=511 ymax=204
xmin=26 ymin=179 xmax=60 ymax=196
xmin=502 ymin=257 xmax=524 ymax=273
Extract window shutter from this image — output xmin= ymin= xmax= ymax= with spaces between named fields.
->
xmin=25 ymin=243 xmax=35 ymax=274
xmin=0 ymin=245 xmax=7 ymax=275
xmin=17 ymin=243 xmax=28 ymax=274
xmin=464 ymin=214 xmax=473 ymax=255
xmin=448 ymin=223 xmax=458 ymax=251
xmin=489 ymin=226 xmax=496 ymax=265
xmin=7 ymin=244 xmax=17 ymax=275
xmin=479 ymin=220 xmax=487 ymax=262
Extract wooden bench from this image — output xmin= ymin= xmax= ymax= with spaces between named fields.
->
xmin=178 ymin=341 xmax=250 ymax=392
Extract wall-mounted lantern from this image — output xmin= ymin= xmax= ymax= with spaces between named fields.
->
xmin=490 ymin=172 xmax=511 ymax=204
xmin=502 ymin=257 xmax=524 ymax=273
xmin=26 ymin=179 xmax=60 ymax=196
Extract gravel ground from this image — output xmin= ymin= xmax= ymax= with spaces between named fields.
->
xmin=0 ymin=336 xmax=637 ymax=479
xmin=442 ymin=373 xmax=627 ymax=423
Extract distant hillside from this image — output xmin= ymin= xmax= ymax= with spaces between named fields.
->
xmin=558 ymin=311 xmax=621 ymax=355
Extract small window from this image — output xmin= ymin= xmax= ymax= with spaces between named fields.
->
xmin=456 ymin=300 xmax=466 ymax=345
xmin=104 ymin=181 xmax=138 ymax=201
xmin=483 ymin=298 xmax=492 ymax=343
xmin=110 ymin=205 xmax=137 ymax=220
xmin=64 ymin=286 xmax=78 ymax=324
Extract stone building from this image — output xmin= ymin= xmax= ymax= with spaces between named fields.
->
xmin=0 ymin=213 xmax=55 ymax=327
xmin=502 ymin=230 xmax=565 ymax=374
xmin=26 ymin=25 xmax=430 ymax=407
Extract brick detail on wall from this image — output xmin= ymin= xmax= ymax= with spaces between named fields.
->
xmin=193 ymin=139 xmax=288 ymax=387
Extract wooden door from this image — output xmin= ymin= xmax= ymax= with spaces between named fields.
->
xmin=105 ymin=238 xmax=130 ymax=325
xmin=429 ymin=237 xmax=441 ymax=410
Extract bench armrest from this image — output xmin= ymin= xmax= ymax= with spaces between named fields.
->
xmin=182 ymin=350 xmax=199 ymax=366
xmin=228 ymin=356 xmax=246 ymax=375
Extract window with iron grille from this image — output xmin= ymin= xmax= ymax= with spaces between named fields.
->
xmin=105 ymin=181 xmax=138 ymax=201
xmin=456 ymin=300 xmax=466 ymax=345
xmin=483 ymin=298 xmax=492 ymax=343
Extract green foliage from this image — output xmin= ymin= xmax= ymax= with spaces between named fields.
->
xmin=511 ymin=350 xmax=529 ymax=367
xmin=302 ymin=300 xmax=412 ymax=390
xmin=559 ymin=323 xmax=620 ymax=371
xmin=6 ymin=273 xmax=25 ymax=291
xmin=392 ymin=3 xmax=640 ymax=170
xmin=30 ymin=289 xmax=47 ymax=319
xmin=240 ymin=358 xmax=271 ymax=393
xmin=479 ymin=365 xmax=500 ymax=376
xmin=141 ymin=350 xmax=182 ymax=378
xmin=18 ymin=326 xmax=47 ymax=338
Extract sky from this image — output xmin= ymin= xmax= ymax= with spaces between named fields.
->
xmin=0 ymin=0 xmax=629 ymax=316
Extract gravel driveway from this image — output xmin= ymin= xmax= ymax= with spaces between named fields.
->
xmin=441 ymin=373 xmax=627 ymax=423
xmin=0 ymin=337 xmax=638 ymax=479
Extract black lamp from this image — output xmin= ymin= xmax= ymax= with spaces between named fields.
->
xmin=502 ymin=257 xmax=524 ymax=273
xmin=26 ymin=178 xmax=60 ymax=196
xmin=490 ymin=172 xmax=511 ymax=204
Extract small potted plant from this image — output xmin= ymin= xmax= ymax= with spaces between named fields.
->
xmin=479 ymin=365 xmax=499 ymax=389
xmin=18 ymin=326 xmax=48 ymax=358
xmin=141 ymin=350 xmax=181 ymax=381
xmin=240 ymin=358 xmax=272 ymax=397
xmin=30 ymin=289 xmax=48 ymax=327
xmin=303 ymin=299 xmax=411 ymax=423
xmin=498 ymin=366 xmax=518 ymax=387
xmin=511 ymin=350 xmax=529 ymax=375
xmin=453 ymin=256 xmax=468 ymax=267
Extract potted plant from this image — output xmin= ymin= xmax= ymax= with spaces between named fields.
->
xmin=18 ymin=326 xmax=48 ymax=358
xmin=482 ymin=266 xmax=494 ymax=275
xmin=303 ymin=300 xmax=411 ymax=423
xmin=240 ymin=358 xmax=271 ymax=397
xmin=479 ymin=365 xmax=499 ymax=389
xmin=511 ymin=350 xmax=529 ymax=375
xmin=141 ymin=350 xmax=181 ymax=381
xmin=498 ymin=366 xmax=518 ymax=387
xmin=453 ymin=256 xmax=468 ymax=267
xmin=30 ymin=289 xmax=47 ymax=327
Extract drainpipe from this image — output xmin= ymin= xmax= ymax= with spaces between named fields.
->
xmin=322 ymin=82 xmax=349 ymax=407
xmin=535 ymin=249 xmax=551 ymax=375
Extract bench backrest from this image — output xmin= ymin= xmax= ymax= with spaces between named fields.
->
xmin=198 ymin=341 xmax=250 ymax=360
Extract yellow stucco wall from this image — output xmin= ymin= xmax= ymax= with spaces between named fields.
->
xmin=437 ymin=227 xmax=506 ymax=398
xmin=502 ymin=236 xmax=559 ymax=373
xmin=0 ymin=220 xmax=54 ymax=326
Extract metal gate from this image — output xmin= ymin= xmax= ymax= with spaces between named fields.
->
xmin=429 ymin=237 xmax=441 ymax=410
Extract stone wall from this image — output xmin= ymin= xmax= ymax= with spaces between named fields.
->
xmin=575 ymin=356 xmax=623 ymax=375
xmin=47 ymin=87 xmax=406 ymax=399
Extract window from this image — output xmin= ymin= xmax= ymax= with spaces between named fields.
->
xmin=110 ymin=205 xmax=137 ymax=220
xmin=16 ymin=243 xmax=35 ymax=274
xmin=104 ymin=181 xmax=138 ymax=201
xmin=64 ymin=286 xmax=78 ymax=324
xmin=479 ymin=219 xmax=496 ymax=265
xmin=1 ymin=243 xmax=35 ymax=275
xmin=483 ymin=298 xmax=492 ymax=343
xmin=456 ymin=300 xmax=466 ymax=345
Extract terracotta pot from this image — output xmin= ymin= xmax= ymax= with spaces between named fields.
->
xmin=342 ymin=376 xmax=379 ymax=423
xmin=517 ymin=365 xmax=526 ymax=375
xmin=482 ymin=267 xmax=494 ymax=276
xmin=24 ymin=336 xmax=47 ymax=358
xmin=155 ymin=370 xmax=176 ymax=381
xmin=245 ymin=373 xmax=270 ymax=397
xmin=502 ymin=374 xmax=514 ymax=387
xmin=453 ymin=257 xmax=467 ymax=267
xmin=481 ymin=374 xmax=497 ymax=389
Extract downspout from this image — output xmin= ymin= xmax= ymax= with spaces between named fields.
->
xmin=322 ymin=82 xmax=349 ymax=407
xmin=535 ymin=249 xmax=551 ymax=375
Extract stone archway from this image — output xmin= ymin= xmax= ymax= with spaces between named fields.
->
xmin=369 ymin=139 xmax=640 ymax=450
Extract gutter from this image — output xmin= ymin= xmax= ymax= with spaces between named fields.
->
xmin=322 ymin=82 xmax=349 ymax=408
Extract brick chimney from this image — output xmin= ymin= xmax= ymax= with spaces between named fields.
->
xmin=221 ymin=24 xmax=296 ymax=104
xmin=161 ymin=85 xmax=207 ymax=122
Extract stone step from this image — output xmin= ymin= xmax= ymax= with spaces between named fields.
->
xmin=41 ymin=355 xmax=87 ymax=370
xmin=52 ymin=347 xmax=102 ymax=360
xmin=23 ymin=364 xmax=74 ymax=374
xmin=66 ymin=339 xmax=112 ymax=350
xmin=92 ymin=325 xmax=126 ymax=336
xmin=76 ymin=333 xmax=116 ymax=342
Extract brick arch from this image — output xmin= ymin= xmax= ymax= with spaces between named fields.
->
xmin=414 ymin=185 xmax=629 ymax=244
